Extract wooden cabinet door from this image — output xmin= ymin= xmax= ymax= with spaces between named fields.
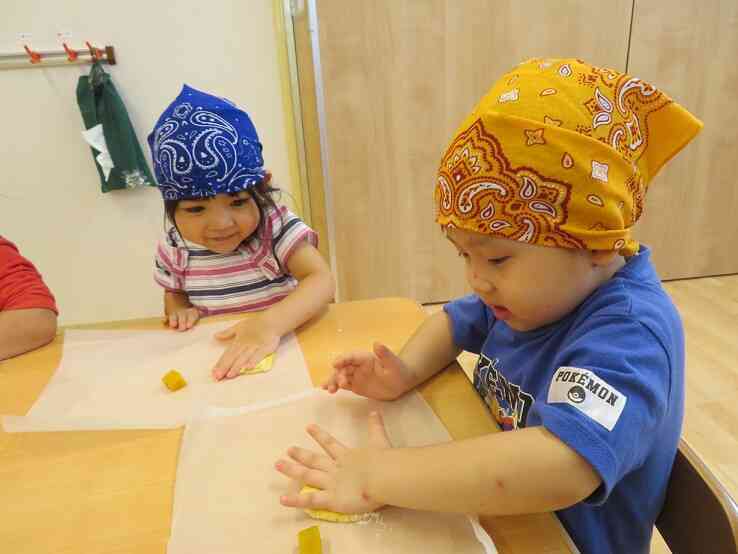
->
xmin=629 ymin=0 xmax=738 ymax=279
xmin=311 ymin=0 xmax=634 ymax=301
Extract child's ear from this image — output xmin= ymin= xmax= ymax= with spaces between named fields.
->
xmin=590 ymin=249 xmax=619 ymax=267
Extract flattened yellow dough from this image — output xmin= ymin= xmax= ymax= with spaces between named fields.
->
xmin=300 ymin=485 xmax=371 ymax=523
xmin=239 ymin=353 xmax=275 ymax=375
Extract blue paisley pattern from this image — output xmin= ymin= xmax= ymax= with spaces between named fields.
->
xmin=148 ymin=85 xmax=266 ymax=200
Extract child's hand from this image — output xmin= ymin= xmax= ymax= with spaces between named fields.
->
xmin=165 ymin=307 xmax=200 ymax=331
xmin=212 ymin=319 xmax=280 ymax=380
xmin=323 ymin=342 xmax=410 ymax=400
xmin=275 ymin=411 xmax=390 ymax=515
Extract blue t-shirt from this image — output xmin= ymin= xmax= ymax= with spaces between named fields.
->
xmin=444 ymin=246 xmax=684 ymax=554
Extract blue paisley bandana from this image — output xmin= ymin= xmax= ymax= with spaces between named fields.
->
xmin=147 ymin=85 xmax=266 ymax=200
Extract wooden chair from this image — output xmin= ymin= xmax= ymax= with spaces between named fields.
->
xmin=656 ymin=438 xmax=738 ymax=553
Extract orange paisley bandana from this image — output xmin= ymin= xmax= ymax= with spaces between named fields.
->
xmin=435 ymin=58 xmax=702 ymax=255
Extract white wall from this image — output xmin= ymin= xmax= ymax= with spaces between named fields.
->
xmin=0 ymin=0 xmax=295 ymax=325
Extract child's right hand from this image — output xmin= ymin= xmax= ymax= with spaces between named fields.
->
xmin=323 ymin=342 xmax=411 ymax=400
xmin=165 ymin=307 xmax=200 ymax=331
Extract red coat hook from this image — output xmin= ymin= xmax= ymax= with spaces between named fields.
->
xmin=23 ymin=44 xmax=42 ymax=64
xmin=85 ymin=41 xmax=103 ymax=61
xmin=62 ymin=42 xmax=78 ymax=62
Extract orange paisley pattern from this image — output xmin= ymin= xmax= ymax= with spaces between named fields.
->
xmin=436 ymin=119 xmax=584 ymax=249
xmin=435 ymin=58 xmax=703 ymax=255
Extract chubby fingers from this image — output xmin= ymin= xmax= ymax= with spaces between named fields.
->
xmin=307 ymin=424 xmax=347 ymax=460
xmin=278 ymin=485 xmax=331 ymax=510
xmin=223 ymin=346 xmax=261 ymax=380
xmin=212 ymin=344 xmax=255 ymax=381
xmin=321 ymin=368 xmax=353 ymax=393
xmin=367 ymin=411 xmax=391 ymax=448
xmin=322 ymin=372 xmax=340 ymax=393
xmin=332 ymin=351 xmax=372 ymax=370
xmin=167 ymin=312 xmax=179 ymax=329
xmin=287 ymin=445 xmax=334 ymax=472
xmin=184 ymin=308 xmax=199 ymax=330
xmin=274 ymin=457 xmax=330 ymax=491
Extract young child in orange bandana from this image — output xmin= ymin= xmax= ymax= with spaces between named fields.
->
xmin=275 ymin=59 xmax=702 ymax=554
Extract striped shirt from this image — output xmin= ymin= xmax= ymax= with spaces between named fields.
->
xmin=154 ymin=206 xmax=317 ymax=316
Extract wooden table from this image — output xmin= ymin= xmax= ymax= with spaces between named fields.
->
xmin=0 ymin=298 xmax=575 ymax=553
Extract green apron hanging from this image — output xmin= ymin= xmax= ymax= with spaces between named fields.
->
xmin=77 ymin=61 xmax=155 ymax=193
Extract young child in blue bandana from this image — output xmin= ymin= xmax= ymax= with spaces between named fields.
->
xmin=148 ymin=85 xmax=334 ymax=380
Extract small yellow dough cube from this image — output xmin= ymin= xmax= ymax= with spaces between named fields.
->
xmin=239 ymin=353 xmax=275 ymax=375
xmin=297 ymin=525 xmax=322 ymax=554
xmin=162 ymin=370 xmax=187 ymax=392
xmin=300 ymin=485 xmax=370 ymax=523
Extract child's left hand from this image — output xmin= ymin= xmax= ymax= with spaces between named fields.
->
xmin=212 ymin=319 xmax=281 ymax=380
xmin=274 ymin=411 xmax=391 ymax=516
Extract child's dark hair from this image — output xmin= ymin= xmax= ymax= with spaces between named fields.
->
xmin=164 ymin=178 xmax=286 ymax=269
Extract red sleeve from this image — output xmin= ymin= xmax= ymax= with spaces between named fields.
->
xmin=0 ymin=237 xmax=58 ymax=314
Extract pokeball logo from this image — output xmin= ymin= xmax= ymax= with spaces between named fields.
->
xmin=567 ymin=385 xmax=586 ymax=404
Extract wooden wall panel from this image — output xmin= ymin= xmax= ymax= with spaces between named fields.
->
xmin=314 ymin=0 xmax=633 ymax=301
xmin=629 ymin=0 xmax=738 ymax=279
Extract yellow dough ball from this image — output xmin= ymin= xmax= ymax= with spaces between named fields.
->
xmin=162 ymin=370 xmax=187 ymax=392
